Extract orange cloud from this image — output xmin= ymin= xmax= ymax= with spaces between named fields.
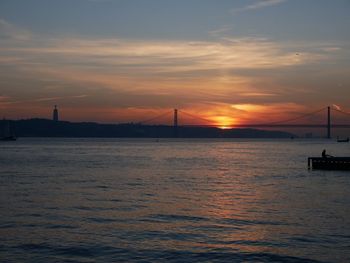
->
xmin=0 ymin=22 xmax=347 ymax=123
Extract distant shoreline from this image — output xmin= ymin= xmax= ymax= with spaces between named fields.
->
xmin=1 ymin=118 xmax=295 ymax=139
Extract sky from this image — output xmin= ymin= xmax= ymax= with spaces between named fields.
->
xmin=0 ymin=0 xmax=350 ymax=127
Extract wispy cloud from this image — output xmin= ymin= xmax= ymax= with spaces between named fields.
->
xmin=85 ymin=0 xmax=112 ymax=2
xmin=332 ymin=104 xmax=341 ymax=110
xmin=0 ymin=35 xmax=328 ymax=106
xmin=208 ymin=25 xmax=233 ymax=37
xmin=35 ymin=94 xmax=88 ymax=102
xmin=0 ymin=19 xmax=32 ymax=40
xmin=231 ymin=0 xmax=287 ymax=13
xmin=2 ymin=36 xmax=325 ymax=74
xmin=0 ymin=95 xmax=88 ymax=106
xmin=239 ymin=92 xmax=278 ymax=97
xmin=0 ymin=96 xmax=10 ymax=101
xmin=0 ymin=29 xmax=336 ymax=112
xmin=0 ymin=19 xmax=348 ymax=123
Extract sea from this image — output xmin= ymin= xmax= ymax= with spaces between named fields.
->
xmin=0 ymin=138 xmax=350 ymax=263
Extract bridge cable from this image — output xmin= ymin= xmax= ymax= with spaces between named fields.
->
xmin=180 ymin=107 xmax=327 ymax=126
xmin=332 ymin=108 xmax=350 ymax=117
xmin=137 ymin=110 xmax=173 ymax=125
xmin=178 ymin=110 xmax=214 ymax=124
xmin=137 ymin=106 xmax=330 ymax=126
xmin=254 ymin=107 xmax=328 ymax=126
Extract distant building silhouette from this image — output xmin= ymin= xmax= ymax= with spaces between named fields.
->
xmin=53 ymin=105 xmax=59 ymax=121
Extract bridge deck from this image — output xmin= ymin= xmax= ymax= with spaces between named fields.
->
xmin=183 ymin=124 xmax=350 ymax=128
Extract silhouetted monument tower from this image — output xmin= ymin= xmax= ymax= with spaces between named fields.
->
xmin=53 ymin=105 xmax=59 ymax=121
xmin=174 ymin=108 xmax=178 ymax=137
xmin=327 ymin=106 xmax=331 ymax=139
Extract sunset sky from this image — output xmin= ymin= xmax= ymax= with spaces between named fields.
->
xmin=0 ymin=0 xmax=349 ymax=127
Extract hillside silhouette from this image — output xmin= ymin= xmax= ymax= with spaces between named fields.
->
xmin=1 ymin=119 xmax=295 ymax=138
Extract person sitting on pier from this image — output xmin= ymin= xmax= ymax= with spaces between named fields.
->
xmin=322 ymin=149 xmax=333 ymax=158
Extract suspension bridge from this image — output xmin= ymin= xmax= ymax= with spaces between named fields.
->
xmin=137 ymin=106 xmax=350 ymax=138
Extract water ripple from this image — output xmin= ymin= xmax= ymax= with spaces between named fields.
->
xmin=12 ymin=243 xmax=326 ymax=262
xmin=1 ymin=138 xmax=349 ymax=262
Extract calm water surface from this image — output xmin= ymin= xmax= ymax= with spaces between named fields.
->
xmin=1 ymin=138 xmax=350 ymax=262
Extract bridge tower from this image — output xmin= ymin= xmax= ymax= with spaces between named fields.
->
xmin=327 ymin=106 xmax=331 ymax=139
xmin=174 ymin=109 xmax=178 ymax=137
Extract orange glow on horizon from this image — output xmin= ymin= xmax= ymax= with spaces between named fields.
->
xmin=211 ymin=116 xmax=237 ymax=129
xmin=218 ymin=126 xmax=233 ymax=130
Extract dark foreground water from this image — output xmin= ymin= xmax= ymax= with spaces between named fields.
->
xmin=1 ymin=138 xmax=350 ymax=262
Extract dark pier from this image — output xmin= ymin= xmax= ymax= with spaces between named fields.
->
xmin=308 ymin=157 xmax=350 ymax=170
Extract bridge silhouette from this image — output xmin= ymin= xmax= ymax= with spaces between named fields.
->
xmin=136 ymin=106 xmax=350 ymax=138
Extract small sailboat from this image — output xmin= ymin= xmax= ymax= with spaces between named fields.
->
xmin=1 ymin=121 xmax=17 ymax=141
